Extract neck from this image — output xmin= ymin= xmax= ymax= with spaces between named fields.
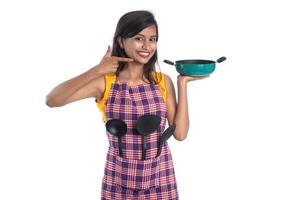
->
xmin=120 ymin=62 xmax=144 ymax=81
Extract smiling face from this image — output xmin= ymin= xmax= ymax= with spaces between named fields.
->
xmin=118 ymin=25 xmax=157 ymax=65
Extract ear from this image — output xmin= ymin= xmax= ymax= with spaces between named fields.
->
xmin=117 ymin=36 xmax=124 ymax=48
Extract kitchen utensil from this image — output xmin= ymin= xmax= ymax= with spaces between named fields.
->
xmin=136 ymin=114 xmax=161 ymax=160
xmin=164 ymin=56 xmax=226 ymax=76
xmin=105 ymin=119 xmax=127 ymax=157
xmin=156 ymin=124 xmax=176 ymax=158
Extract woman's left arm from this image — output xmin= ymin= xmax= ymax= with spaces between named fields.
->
xmin=165 ymin=75 xmax=208 ymax=141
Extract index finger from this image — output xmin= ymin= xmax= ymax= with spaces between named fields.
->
xmin=113 ymin=56 xmax=134 ymax=62
xmin=104 ymin=45 xmax=112 ymax=57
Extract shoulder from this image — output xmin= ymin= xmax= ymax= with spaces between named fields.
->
xmin=163 ymin=73 xmax=172 ymax=83
xmin=94 ymin=73 xmax=116 ymax=100
xmin=91 ymin=75 xmax=105 ymax=100
xmin=155 ymin=72 xmax=175 ymax=101
xmin=152 ymin=71 xmax=172 ymax=85
xmin=162 ymin=73 xmax=176 ymax=102
xmin=161 ymin=73 xmax=174 ymax=89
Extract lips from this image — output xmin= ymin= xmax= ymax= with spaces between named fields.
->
xmin=137 ymin=51 xmax=151 ymax=58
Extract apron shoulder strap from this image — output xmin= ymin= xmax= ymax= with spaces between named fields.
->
xmin=95 ymin=73 xmax=116 ymax=122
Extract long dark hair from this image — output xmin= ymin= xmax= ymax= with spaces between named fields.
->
xmin=112 ymin=10 xmax=161 ymax=84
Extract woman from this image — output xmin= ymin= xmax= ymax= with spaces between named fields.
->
xmin=46 ymin=10 xmax=207 ymax=200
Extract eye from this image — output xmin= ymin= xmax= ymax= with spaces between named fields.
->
xmin=150 ymin=38 xmax=157 ymax=42
xmin=135 ymin=37 xmax=143 ymax=41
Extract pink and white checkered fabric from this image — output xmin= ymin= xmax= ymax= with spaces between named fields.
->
xmin=101 ymin=82 xmax=178 ymax=200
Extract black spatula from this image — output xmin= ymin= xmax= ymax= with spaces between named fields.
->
xmin=156 ymin=124 xmax=176 ymax=157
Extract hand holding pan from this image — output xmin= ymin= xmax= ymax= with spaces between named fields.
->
xmin=105 ymin=119 xmax=127 ymax=157
xmin=137 ymin=114 xmax=161 ymax=160
xmin=156 ymin=124 xmax=176 ymax=158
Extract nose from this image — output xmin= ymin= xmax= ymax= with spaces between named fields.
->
xmin=142 ymin=40 xmax=150 ymax=50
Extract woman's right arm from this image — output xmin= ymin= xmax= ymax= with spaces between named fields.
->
xmin=45 ymin=46 xmax=133 ymax=107
xmin=45 ymin=67 xmax=104 ymax=107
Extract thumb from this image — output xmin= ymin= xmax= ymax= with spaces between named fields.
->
xmin=104 ymin=45 xmax=112 ymax=57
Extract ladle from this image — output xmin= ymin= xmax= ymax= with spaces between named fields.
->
xmin=105 ymin=119 xmax=127 ymax=157
xmin=136 ymin=114 xmax=161 ymax=160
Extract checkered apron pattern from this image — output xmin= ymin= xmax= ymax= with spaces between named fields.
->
xmin=101 ymin=82 xmax=178 ymax=200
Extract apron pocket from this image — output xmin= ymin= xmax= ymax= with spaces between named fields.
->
xmin=114 ymin=155 xmax=161 ymax=190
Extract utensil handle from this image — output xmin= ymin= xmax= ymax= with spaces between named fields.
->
xmin=142 ymin=136 xmax=147 ymax=160
xmin=216 ymin=57 xmax=227 ymax=63
xmin=163 ymin=60 xmax=175 ymax=65
xmin=156 ymin=144 xmax=162 ymax=158
xmin=118 ymin=137 xmax=123 ymax=157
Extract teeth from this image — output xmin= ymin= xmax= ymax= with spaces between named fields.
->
xmin=138 ymin=52 xmax=150 ymax=56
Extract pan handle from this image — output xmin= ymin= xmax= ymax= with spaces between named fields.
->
xmin=163 ymin=60 xmax=175 ymax=65
xmin=216 ymin=57 xmax=227 ymax=63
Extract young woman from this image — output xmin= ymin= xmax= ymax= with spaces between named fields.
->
xmin=46 ymin=10 xmax=207 ymax=200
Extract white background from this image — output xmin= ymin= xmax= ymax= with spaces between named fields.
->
xmin=1 ymin=0 xmax=299 ymax=199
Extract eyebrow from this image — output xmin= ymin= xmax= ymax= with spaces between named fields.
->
xmin=135 ymin=34 xmax=157 ymax=38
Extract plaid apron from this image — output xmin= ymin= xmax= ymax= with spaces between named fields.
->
xmin=101 ymin=82 xmax=178 ymax=200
